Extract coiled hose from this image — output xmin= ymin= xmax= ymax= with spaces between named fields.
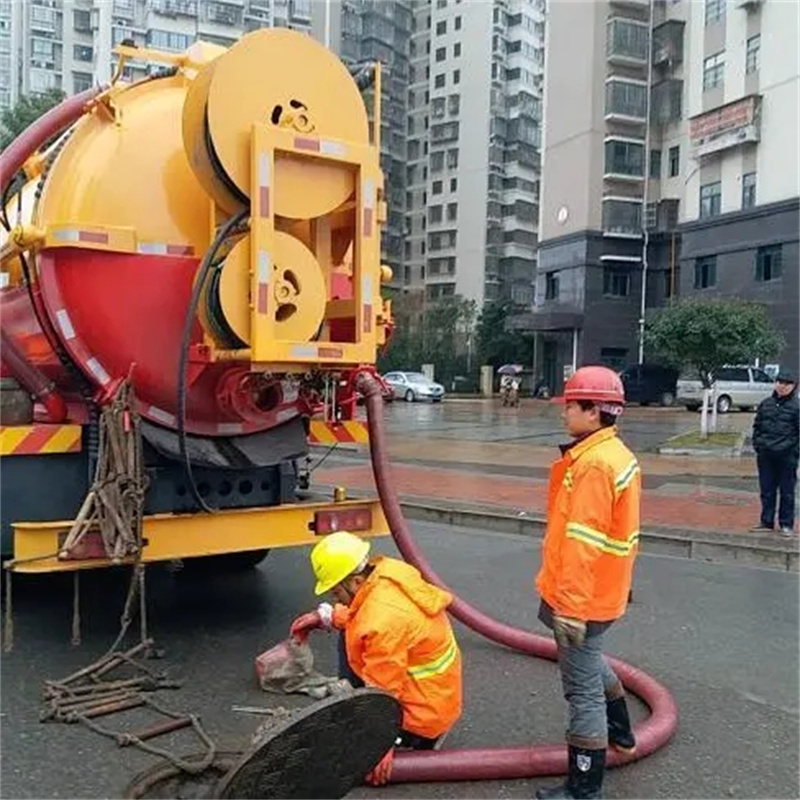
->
xmin=354 ymin=373 xmax=678 ymax=784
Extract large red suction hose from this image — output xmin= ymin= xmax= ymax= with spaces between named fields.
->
xmin=355 ymin=373 xmax=678 ymax=783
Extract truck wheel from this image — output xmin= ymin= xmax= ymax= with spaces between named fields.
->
xmin=661 ymin=391 xmax=675 ymax=407
xmin=716 ymin=395 xmax=732 ymax=414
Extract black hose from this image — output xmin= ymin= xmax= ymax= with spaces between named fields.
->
xmin=176 ymin=209 xmax=249 ymax=513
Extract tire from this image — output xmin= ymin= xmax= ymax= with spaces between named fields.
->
xmin=716 ymin=394 xmax=732 ymax=414
xmin=660 ymin=392 xmax=675 ymax=407
xmin=404 ymin=389 xmax=415 ymax=402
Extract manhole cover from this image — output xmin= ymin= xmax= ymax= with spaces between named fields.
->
xmin=217 ymin=688 xmax=402 ymax=799
xmin=124 ymin=689 xmax=402 ymax=800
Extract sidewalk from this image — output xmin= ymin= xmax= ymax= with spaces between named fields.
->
xmin=315 ymin=461 xmax=766 ymax=535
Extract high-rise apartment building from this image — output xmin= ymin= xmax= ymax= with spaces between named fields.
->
xmin=523 ymin=0 xmax=798 ymax=394
xmin=405 ymin=0 xmax=545 ymax=309
xmin=311 ymin=0 xmax=412 ymax=284
xmin=0 ymin=0 xmax=312 ymax=108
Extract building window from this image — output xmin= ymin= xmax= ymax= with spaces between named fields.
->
xmin=705 ymin=0 xmax=725 ymax=25
xmin=74 ymin=9 xmax=91 ymax=31
xmin=545 ymin=272 xmax=559 ymax=301
xmin=703 ymin=52 xmax=724 ymax=91
xmin=454 ymin=42 xmax=461 ymax=57
xmin=428 ymin=205 xmax=443 ymax=224
xmin=668 ymin=145 xmax=680 ymax=178
xmin=455 ymin=15 xmax=461 ymax=30
xmin=453 ymin=69 xmax=460 ymax=84
xmin=436 ymin=20 xmax=446 ymax=35
xmin=73 ymin=72 xmax=93 ymax=93
xmin=746 ymin=35 xmax=760 ymax=74
xmin=73 ymin=44 xmax=93 ymax=62
xmin=447 ymin=202 xmax=458 ymax=221
xmin=450 ymin=178 xmax=458 ymax=191
xmin=434 ymin=73 xmax=445 ymax=89
xmin=437 ymin=0 xmax=447 ymax=7
xmin=603 ymin=268 xmax=630 ymax=298
xmin=432 ymin=180 xmax=443 ymax=195
xmin=650 ymin=149 xmax=662 ymax=179
xmin=755 ymin=245 xmax=782 ymax=282
xmin=604 ymin=79 xmax=647 ymax=119
xmin=694 ymin=256 xmax=717 ymax=289
xmin=436 ymin=47 xmax=446 ymax=62
xmin=742 ymin=172 xmax=756 ymax=209
xmin=604 ymin=139 xmax=645 ymax=177
xmin=699 ymin=181 xmax=721 ymax=218
xmin=448 ymin=94 xmax=460 ymax=115
xmin=148 ymin=30 xmax=191 ymax=51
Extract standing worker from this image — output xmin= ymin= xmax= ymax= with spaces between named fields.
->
xmin=750 ymin=369 xmax=799 ymax=537
xmin=535 ymin=366 xmax=640 ymax=800
xmin=289 ymin=530 xmax=462 ymax=786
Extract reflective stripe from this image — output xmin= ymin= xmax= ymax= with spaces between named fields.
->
xmin=615 ymin=458 xmax=640 ymax=493
xmin=566 ymin=522 xmax=639 ymax=557
xmin=407 ymin=637 xmax=458 ymax=680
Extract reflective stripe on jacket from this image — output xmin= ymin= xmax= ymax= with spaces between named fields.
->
xmin=535 ymin=426 xmax=641 ymax=622
xmin=332 ymin=556 xmax=463 ymax=739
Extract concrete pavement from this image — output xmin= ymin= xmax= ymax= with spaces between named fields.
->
xmin=1 ymin=521 xmax=798 ymax=799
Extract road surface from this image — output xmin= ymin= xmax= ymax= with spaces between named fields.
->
xmin=1 ymin=521 xmax=797 ymax=799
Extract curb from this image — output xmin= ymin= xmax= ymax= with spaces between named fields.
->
xmin=316 ymin=486 xmax=799 ymax=573
xmin=658 ymin=431 xmax=748 ymax=458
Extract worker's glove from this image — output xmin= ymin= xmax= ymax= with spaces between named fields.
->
xmin=365 ymin=747 xmax=394 ymax=786
xmin=289 ymin=603 xmax=333 ymax=643
xmin=552 ymin=615 xmax=587 ymax=648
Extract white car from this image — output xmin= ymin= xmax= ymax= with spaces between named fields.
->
xmin=677 ymin=365 xmax=774 ymax=413
xmin=382 ymin=371 xmax=445 ymax=403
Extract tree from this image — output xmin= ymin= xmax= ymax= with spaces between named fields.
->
xmin=1 ymin=89 xmax=66 ymax=150
xmin=645 ymin=298 xmax=785 ymax=435
xmin=476 ymin=300 xmax=533 ymax=370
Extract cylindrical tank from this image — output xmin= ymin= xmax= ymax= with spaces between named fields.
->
xmin=0 ymin=31 xmax=371 ymax=437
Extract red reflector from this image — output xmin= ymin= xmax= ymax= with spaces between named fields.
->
xmin=314 ymin=507 xmax=373 ymax=536
xmin=57 ymin=530 xmax=108 ymax=560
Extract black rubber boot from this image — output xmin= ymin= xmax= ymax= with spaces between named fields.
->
xmin=607 ymin=696 xmax=636 ymax=753
xmin=535 ymin=745 xmax=606 ymax=799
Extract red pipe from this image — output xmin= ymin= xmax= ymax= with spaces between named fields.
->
xmin=0 ymin=327 xmax=67 ymax=423
xmin=0 ymin=85 xmax=104 ymax=193
xmin=355 ymin=373 xmax=678 ymax=784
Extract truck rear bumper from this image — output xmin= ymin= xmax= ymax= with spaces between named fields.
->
xmin=6 ymin=497 xmax=388 ymax=574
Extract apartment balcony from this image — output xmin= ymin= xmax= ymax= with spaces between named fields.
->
xmin=606 ymin=18 xmax=649 ymax=67
xmin=652 ymin=19 xmax=684 ymax=68
xmin=603 ymin=138 xmax=645 ymax=183
xmin=151 ymin=0 xmax=199 ymax=18
xmin=604 ymin=78 xmax=648 ymax=124
xmin=609 ymin=0 xmax=652 ymax=11
xmin=645 ymin=198 xmax=680 ymax=232
xmin=651 ymin=78 xmax=683 ymax=125
xmin=602 ymin=196 xmax=644 ymax=238
xmin=689 ymin=94 xmax=762 ymax=159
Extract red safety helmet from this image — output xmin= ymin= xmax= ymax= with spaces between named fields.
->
xmin=556 ymin=366 xmax=626 ymax=415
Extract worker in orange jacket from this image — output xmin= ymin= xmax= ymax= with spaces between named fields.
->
xmin=535 ymin=366 xmax=640 ymax=800
xmin=289 ymin=530 xmax=462 ymax=786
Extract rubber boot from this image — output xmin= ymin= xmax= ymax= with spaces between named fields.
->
xmin=607 ymin=696 xmax=636 ymax=754
xmin=535 ymin=745 xmax=606 ymax=799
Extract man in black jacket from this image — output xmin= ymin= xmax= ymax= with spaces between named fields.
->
xmin=751 ymin=370 xmax=799 ymax=537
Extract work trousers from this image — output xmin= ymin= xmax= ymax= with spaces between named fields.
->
xmin=337 ymin=633 xmax=440 ymax=750
xmin=757 ymin=453 xmax=798 ymax=529
xmin=555 ymin=630 xmax=624 ymax=750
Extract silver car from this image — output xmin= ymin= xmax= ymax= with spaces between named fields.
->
xmin=382 ymin=371 xmax=445 ymax=403
xmin=677 ymin=365 xmax=774 ymax=413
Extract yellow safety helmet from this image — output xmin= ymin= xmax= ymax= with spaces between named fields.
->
xmin=311 ymin=531 xmax=371 ymax=596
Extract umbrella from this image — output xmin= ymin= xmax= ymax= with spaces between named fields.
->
xmin=497 ymin=364 xmax=524 ymax=375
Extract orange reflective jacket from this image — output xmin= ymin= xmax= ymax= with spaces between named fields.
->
xmin=332 ymin=556 xmax=462 ymax=739
xmin=536 ymin=426 xmax=641 ymax=622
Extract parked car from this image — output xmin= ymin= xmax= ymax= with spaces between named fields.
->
xmin=619 ymin=364 xmax=679 ymax=407
xmin=676 ymin=365 xmax=774 ymax=413
xmin=382 ymin=371 xmax=445 ymax=403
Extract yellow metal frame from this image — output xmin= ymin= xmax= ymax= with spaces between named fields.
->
xmin=201 ymin=121 xmax=386 ymax=372
xmin=8 ymin=498 xmax=388 ymax=574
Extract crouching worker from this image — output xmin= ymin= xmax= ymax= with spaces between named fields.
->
xmin=289 ymin=531 xmax=463 ymax=786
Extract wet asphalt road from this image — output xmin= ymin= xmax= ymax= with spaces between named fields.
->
xmin=1 ymin=521 xmax=797 ymax=800
xmin=374 ymin=398 xmax=753 ymax=454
